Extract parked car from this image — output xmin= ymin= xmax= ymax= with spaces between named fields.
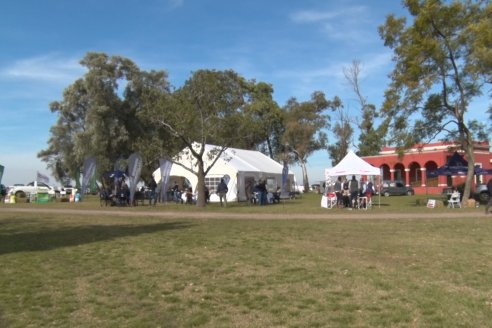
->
xmin=474 ymin=184 xmax=490 ymax=204
xmin=380 ymin=180 xmax=415 ymax=196
xmin=9 ymin=182 xmax=58 ymax=198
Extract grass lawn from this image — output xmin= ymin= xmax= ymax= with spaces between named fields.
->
xmin=0 ymin=193 xmax=491 ymax=327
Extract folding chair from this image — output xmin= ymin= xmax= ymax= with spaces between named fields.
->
xmin=448 ymin=191 xmax=461 ymax=208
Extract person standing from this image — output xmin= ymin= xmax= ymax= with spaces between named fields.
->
xmin=172 ymin=181 xmax=180 ymax=203
xmin=485 ymin=178 xmax=492 ymax=215
xmin=257 ymin=180 xmax=268 ymax=205
xmin=349 ymin=175 xmax=359 ymax=208
xmin=149 ymin=178 xmax=157 ymax=206
xmin=334 ymin=177 xmax=342 ymax=207
xmin=217 ymin=178 xmax=228 ymax=207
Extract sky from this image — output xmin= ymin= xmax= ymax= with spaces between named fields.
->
xmin=0 ymin=0 xmax=488 ymax=187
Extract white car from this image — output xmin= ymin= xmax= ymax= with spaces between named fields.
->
xmin=9 ymin=182 xmax=58 ymax=198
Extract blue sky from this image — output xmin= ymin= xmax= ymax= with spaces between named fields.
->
xmin=0 ymin=0 xmax=488 ymax=186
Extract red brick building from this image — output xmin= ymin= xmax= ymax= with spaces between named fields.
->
xmin=362 ymin=141 xmax=492 ymax=194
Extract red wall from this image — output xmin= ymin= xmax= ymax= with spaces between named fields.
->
xmin=361 ymin=141 xmax=492 ymax=195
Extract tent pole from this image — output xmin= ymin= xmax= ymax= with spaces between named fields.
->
xmin=378 ymin=175 xmax=381 ymax=208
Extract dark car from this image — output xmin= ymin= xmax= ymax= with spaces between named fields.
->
xmin=380 ymin=180 xmax=414 ymax=196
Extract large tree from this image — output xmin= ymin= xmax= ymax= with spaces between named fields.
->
xmin=283 ymin=92 xmax=335 ymax=192
xmin=343 ymin=60 xmax=389 ymax=157
xmin=140 ymin=69 xmax=261 ymax=207
xmin=39 ymin=52 xmax=171 ymax=185
xmin=242 ymin=82 xmax=284 ymax=158
xmin=327 ymin=103 xmax=352 ymax=166
xmin=378 ymin=0 xmax=491 ymax=202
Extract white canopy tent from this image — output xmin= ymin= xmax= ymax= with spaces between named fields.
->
xmin=153 ymin=144 xmax=297 ymax=202
xmin=324 ymin=150 xmax=381 ymax=208
xmin=325 ymin=150 xmax=381 ymax=176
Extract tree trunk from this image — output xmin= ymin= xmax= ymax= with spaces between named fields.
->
xmin=299 ymin=158 xmax=310 ymax=193
xmin=462 ymin=137 xmax=475 ymax=207
xmin=196 ymin=163 xmax=206 ymax=207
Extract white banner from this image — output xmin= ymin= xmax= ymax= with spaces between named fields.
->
xmin=159 ymin=158 xmax=173 ymax=202
xmin=128 ymin=153 xmax=143 ymax=205
xmin=81 ymin=157 xmax=96 ymax=198
xmin=36 ymin=171 xmax=49 ymax=184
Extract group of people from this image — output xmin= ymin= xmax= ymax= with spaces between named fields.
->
xmin=330 ymin=175 xmax=375 ymax=209
xmin=171 ymin=180 xmax=216 ymax=205
xmin=247 ymin=180 xmax=281 ymax=205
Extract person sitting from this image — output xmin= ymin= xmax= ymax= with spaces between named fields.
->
xmin=272 ymin=187 xmax=281 ymax=204
xmin=342 ymin=185 xmax=351 ymax=208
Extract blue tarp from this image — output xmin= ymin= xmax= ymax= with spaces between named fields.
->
xmin=428 ymin=152 xmax=492 ymax=177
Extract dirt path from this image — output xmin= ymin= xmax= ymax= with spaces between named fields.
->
xmin=1 ymin=207 xmax=488 ymax=220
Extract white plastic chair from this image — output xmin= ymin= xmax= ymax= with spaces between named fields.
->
xmin=448 ymin=191 xmax=461 ymax=208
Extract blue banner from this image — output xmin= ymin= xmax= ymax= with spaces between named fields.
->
xmin=281 ymin=160 xmax=289 ymax=194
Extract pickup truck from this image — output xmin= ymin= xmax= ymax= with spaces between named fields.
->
xmin=8 ymin=182 xmax=58 ymax=198
xmin=474 ymin=184 xmax=490 ymax=204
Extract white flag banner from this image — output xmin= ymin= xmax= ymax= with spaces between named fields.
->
xmin=159 ymin=158 xmax=173 ymax=202
xmin=81 ymin=157 xmax=96 ymax=198
xmin=37 ymin=171 xmax=49 ymax=184
xmin=128 ymin=153 xmax=143 ymax=205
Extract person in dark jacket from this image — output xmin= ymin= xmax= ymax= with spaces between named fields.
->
xmin=349 ymin=175 xmax=359 ymax=208
xmin=217 ymin=178 xmax=228 ymax=207
xmin=485 ymin=178 xmax=492 ymax=215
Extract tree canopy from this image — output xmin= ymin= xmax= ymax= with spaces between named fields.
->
xmin=379 ymin=0 xmax=491 ymax=202
xmin=140 ymin=69 xmax=271 ymax=207
xmin=38 ymin=52 xmax=171 ymax=186
xmin=282 ymin=92 xmax=338 ymax=191
xmin=40 ymin=52 xmax=343 ymax=203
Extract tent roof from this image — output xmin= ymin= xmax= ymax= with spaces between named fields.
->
xmin=446 ymin=151 xmax=468 ymax=167
xmin=325 ymin=150 xmax=381 ymax=178
xmin=427 ymin=152 xmax=492 ymax=177
xmin=168 ymin=143 xmax=289 ymax=175
xmin=205 ymin=144 xmax=285 ymax=174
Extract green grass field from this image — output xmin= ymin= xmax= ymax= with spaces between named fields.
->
xmin=1 ymin=193 xmax=491 ymax=327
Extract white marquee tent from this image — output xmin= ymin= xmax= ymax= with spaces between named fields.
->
xmin=153 ymin=144 xmax=296 ymax=202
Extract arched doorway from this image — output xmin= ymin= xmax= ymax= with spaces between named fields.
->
xmin=380 ymin=164 xmax=391 ymax=181
xmin=409 ymin=162 xmax=421 ymax=187
xmin=394 ymin=163 xmax=405 ymax=183
xmin=425 ymin=161 xmax=438 ymax=187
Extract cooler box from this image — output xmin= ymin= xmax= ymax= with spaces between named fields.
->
xmin=37 ymin=192 xmax=50 ymax=203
